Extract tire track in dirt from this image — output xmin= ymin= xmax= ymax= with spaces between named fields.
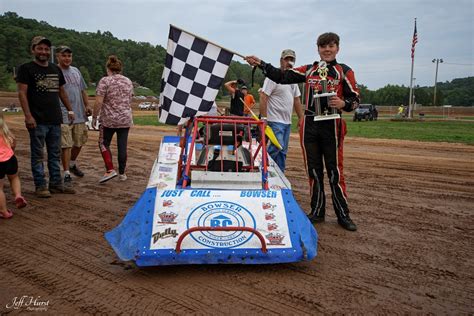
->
xmin=1 ymin=114 xmax=473 ymax=314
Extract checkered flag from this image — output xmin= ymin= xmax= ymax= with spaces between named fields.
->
xmin=159 ymin=25 xmax=234 ymax=125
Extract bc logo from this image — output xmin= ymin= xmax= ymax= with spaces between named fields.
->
xmin=187 ymin=201 xmax=256 ymax=248
xmin=210 ymin=215 xmax=233 ymax=227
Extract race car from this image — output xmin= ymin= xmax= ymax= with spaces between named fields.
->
xmin=106 ymin=115 xmax=318 ymax=266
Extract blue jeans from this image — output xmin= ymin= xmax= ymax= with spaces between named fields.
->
xmin=267 ymin=121 xmax=291 ymax=172
xmin=28 ymin=124 xmax=62 ymax=188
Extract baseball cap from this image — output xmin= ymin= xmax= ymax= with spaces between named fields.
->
xmin=31 ymin=36 xmax=51 ymax=49
xmin=281 ymin=49 xmax=296 ymax=59
xmin=241 ymin=86 xmax=248 ymax=90
xmin=57 ymin=45 xmax=72 ymax=53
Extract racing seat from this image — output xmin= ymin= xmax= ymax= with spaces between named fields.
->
xmin=197 ymin=124 xmax=252 ymax=172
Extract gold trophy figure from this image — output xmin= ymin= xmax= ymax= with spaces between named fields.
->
xmin=313 ymin=61 xmax=340 ymax=121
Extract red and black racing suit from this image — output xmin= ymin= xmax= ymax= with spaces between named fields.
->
xmin=261 ymin=59 xmax=359 ymax=220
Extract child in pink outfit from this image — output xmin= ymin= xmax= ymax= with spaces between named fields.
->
xmin=0 ymin=114 xmax=27 ymax=219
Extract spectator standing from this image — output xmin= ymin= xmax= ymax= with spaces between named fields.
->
xmin=259 ymin=49 xmax=304 ymax=172
xmin=242 ymin=86 xmax=256 ymax=116
xmin=0 ymin=113 xmax=27 ymax=219
xmin=56 ymin=45 xmax=91 ymax=191
xmin=224 ymin=79 xmax=245 ymax=116
xmin=93 ymin=55 xmax=134 ymax=183
xmin=16 ymin=36 xmax=75 ymax=197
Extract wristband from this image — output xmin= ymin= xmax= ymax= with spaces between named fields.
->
xmin=260 ymin=116 xmax=267 ymax=120
xmin=68 ymin=111 xmax=74 ymax=115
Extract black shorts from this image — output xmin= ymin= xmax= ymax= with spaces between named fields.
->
xmin=0 ymin=155 xmax=18 ymax=179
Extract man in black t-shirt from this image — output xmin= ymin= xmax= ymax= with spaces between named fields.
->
xmin=16 ymin=36 xmax=76 ymax=197
xmin=224 ymin=79 xmax=245 ymax=116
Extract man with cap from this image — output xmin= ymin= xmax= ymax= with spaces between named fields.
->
xmin=224 ymin=79 xmax=245 ymax=116
xmin=16 ymin=36 xmax=75 ymax=197
xmin=259 ymin=49 xmax=303 ymax=173
xmin=56 ymin=45 xmax=91 ymax=191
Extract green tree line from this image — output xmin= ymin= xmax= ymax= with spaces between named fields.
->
xmin=359 ymin=76 xmax=474 ymax=106
xmin=0 ymin=12 xmax=166 ymax=93
xmin=0 ymin=12 xmax=472 ymax=106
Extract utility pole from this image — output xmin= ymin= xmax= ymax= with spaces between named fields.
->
xmin=432 ymin=58 xmax=443 ymax=106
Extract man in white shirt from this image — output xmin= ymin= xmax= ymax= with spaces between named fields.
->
xmin=259 ymin=49 xmax=303 ymax=172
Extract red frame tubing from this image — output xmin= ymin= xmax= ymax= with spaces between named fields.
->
xmin=260 ymin=121 xmax=269 ymax=190
xmin=181 ymin=116 xmax=269 ymax=190
xmin=175 ymin=226 xmax=268 ymax=253
xmin=182 ymin=119 xmax=199 ymax=188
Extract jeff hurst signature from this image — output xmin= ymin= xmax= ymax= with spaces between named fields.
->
xmin=5 ymin=296 xmax=50 ymax=311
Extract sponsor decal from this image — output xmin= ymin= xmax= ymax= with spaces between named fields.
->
xmin=190 ymin=190 xmax=211 ymax=197
xmin=267 ymin=223 xmax=278 ymax=231
xmin=158 ymin=173 xmax=174 ymax=181
xmin=265 ymin=213 xmax=275 ymax=221
xmin=156 ymin=182 xmax=168 ymax=189
xmin=158 ymin=211 xmax=178 ymax=224
xmin=187 ymin=201 xmax=256 ymax=248
xmin=165 ymin=153 xmax=177 ymax=160
xmin=266 ymin=233 xmax=285 ymax=246
xmin=152 ymin=228 xmax=178 ymax=243
xmin=158 ymin=166 xmax=173 ymax=172
xmin=162 ymin=200 xmax=173 ymax=207
xmin=240 ymin=190 xmax=277 ymax=198
xmin=262 ymin=202 xmax=276 ymax=211
xmin=160 ymin=190 xmax=184 ymax=197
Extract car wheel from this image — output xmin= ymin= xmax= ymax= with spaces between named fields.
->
xmin=353 ymin=116 xmax=357 ymax=122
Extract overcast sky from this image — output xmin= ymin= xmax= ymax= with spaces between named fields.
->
xmin=1 ymin=0 xmax=473 ymax=89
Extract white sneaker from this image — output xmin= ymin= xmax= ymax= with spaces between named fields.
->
xmin=99 ymin=170 xmax=117 ymax=183
xmin=118 ymin=174 xmax=127 ymax=181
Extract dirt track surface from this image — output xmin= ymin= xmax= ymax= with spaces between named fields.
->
xmin=1 ymin=114 xmax=473 ymax=314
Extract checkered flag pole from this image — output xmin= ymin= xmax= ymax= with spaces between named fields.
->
xmin=159 ymin=25 xmax=243 ymax=125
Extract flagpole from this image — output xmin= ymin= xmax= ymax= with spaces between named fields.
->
xmin=408 ymin=55 xmax=415 ymax=119
xmin=408 ymin=18 xmax=417 ymax=119
xmin=170 ymin=24 xmax=246 ymax=59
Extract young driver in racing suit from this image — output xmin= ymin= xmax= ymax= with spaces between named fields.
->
xmin=246 ymin=32 xmax=359 ymax=231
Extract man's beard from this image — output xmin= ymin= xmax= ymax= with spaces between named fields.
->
xmin=35 ymin=55 xmax=49 ymax=62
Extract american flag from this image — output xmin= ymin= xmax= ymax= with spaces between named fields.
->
xmin=411 ymin=19 xmax=418 ymax=59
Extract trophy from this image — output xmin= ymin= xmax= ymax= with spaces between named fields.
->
xmin=313 ymin=61 xmax=340 ymax=121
